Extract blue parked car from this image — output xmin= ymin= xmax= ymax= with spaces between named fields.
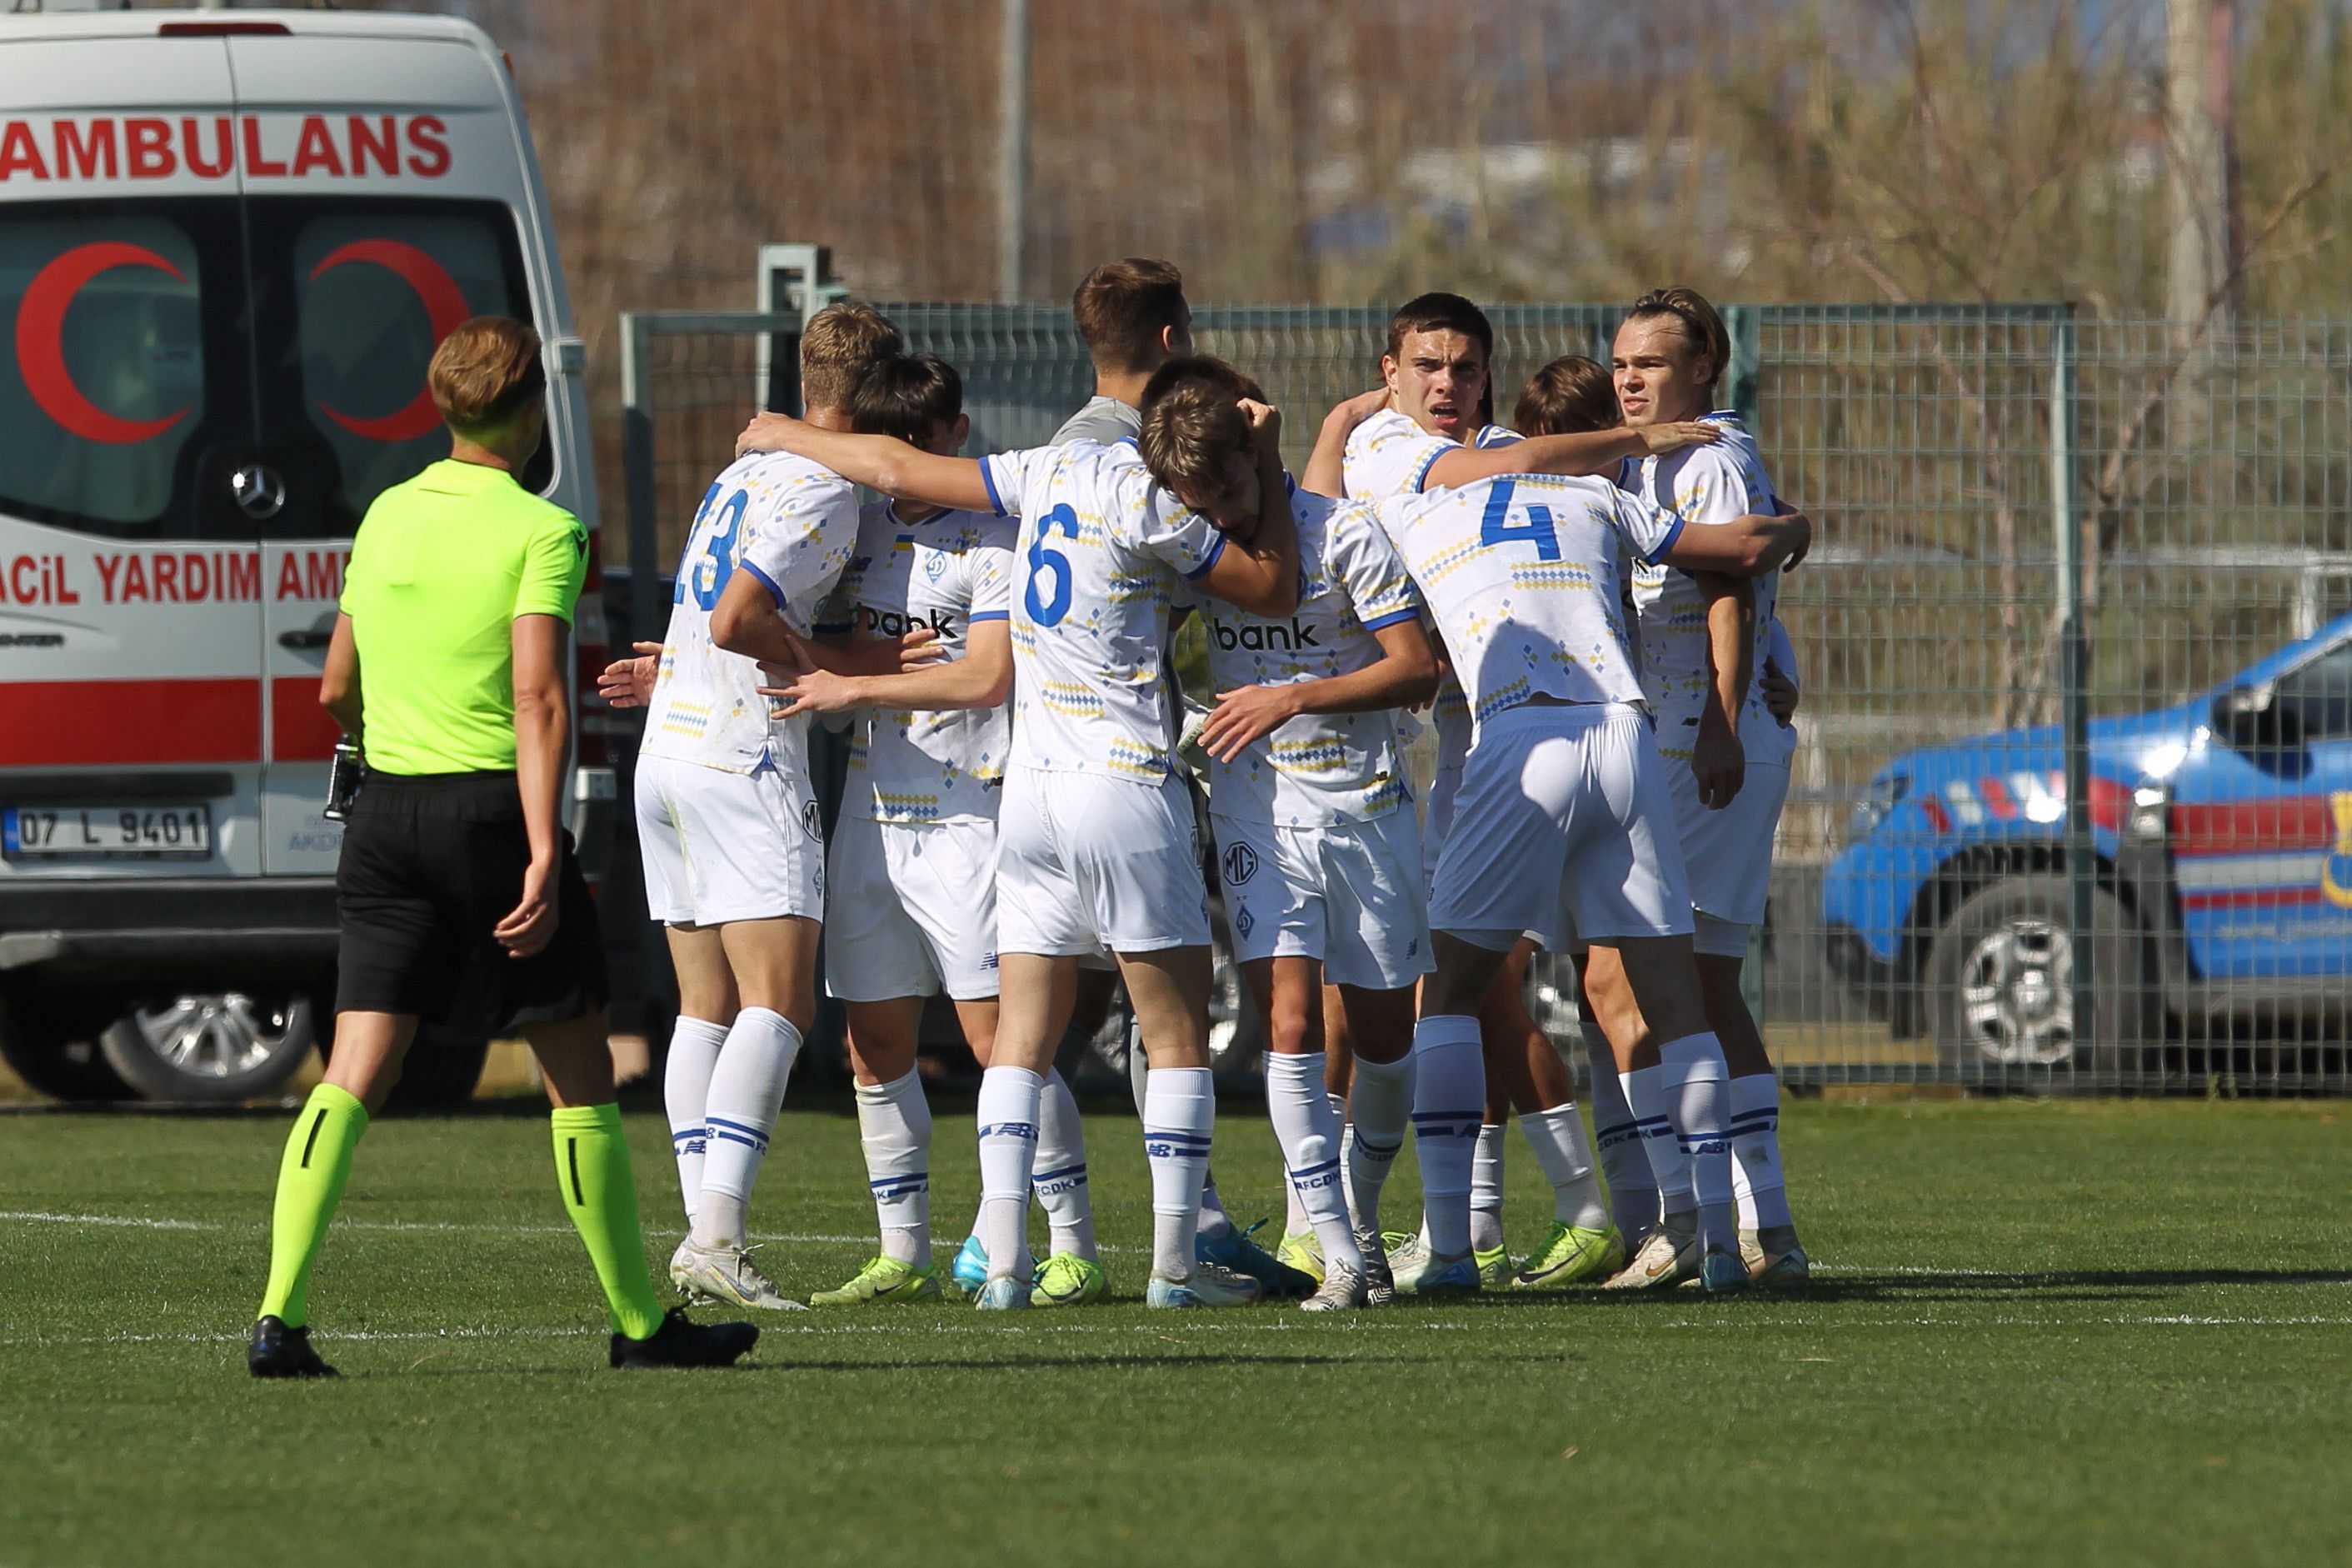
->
xmin=1823 ymin=611 xmax=2352 ymax=1067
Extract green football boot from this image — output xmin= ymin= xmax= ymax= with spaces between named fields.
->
xmin=809 ymin=1255 xmax=942 ymax=1306
xmin=1513 ymin=1221 xmax=1629 ymax=1289
xmin=1031 ymin=1251 xmax=1109 ymax=1307
xmin=1474 ymin=1245 xmax=1513 ymax=1289
xmin=1275 ymin=1228 xmax=1326 ymax=1286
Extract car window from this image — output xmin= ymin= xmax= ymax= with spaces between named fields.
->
xmin=0 ymin=203 xmax=237 ymax=538
xmin=2279 ymin=638 xmax=2352 ymax=740
xmin=244 ymin=197 xmax=547 ymax=537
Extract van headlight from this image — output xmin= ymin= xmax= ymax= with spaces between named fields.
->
xmin=2126 ymin=782 xmax=2169 ymax=841
xmin=1846 ymin=773 xmax=1910 ymax=844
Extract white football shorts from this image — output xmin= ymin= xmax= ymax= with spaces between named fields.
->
xmin=1421 ymin=757 xmax=1464 ymax=897
xmin=996 ymin=767 xmax=1211 ymax=956
xmin=1665 ymin=753 xmax=1790 ymax=956
xmin=1426 ymin=702 xmax=1692 ymax=952
xmin=824 ymin=811 xmax=1001 ymax=1001
xmin=634 ymin=751 xmax=825 ymax=926
xmin=1211 ymin=809 xmax=1432 ymax=991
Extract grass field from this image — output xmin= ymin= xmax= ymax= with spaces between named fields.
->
xmin=4 ymin=1095 xmax=2350 ymax=1567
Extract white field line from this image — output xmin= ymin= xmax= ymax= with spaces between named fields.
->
xmin=10 ymin=1313 xmax=2352 ymax=1352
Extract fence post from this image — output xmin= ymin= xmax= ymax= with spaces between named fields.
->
xmin=2050 ymin=305 xmax=2097 ymax=1076
xmin=620 ymin=311 xmax=660 ymax=650
xmin=1722 ymin=305 xmax=1762 ymax=428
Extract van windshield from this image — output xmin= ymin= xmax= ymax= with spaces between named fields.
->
xmin=0 ymin=196 xmax=541 ymax=542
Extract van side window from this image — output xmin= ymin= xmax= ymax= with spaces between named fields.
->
xmin=2278 ymin=640 xmax=2352 ymax=741
xmin=0 ymin=207 xmax=222 ymax=539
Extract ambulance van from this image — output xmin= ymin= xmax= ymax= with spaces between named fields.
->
xmin=0 ymin=8 xmax=616 ymax=1104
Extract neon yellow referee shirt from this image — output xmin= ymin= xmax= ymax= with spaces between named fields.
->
xmin=339 ymin=458 xmax=588 ymax=776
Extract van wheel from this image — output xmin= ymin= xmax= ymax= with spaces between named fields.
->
xmin=1925 ymin=876 xmax=2151 ymax=1075
xmin=0 ymin=987 xmax=133 ymax=1101
xmin=379 ymin=1026 xmax=493 ymax=1114
xmin=97 ymin=991 xmax=317 ymax=1105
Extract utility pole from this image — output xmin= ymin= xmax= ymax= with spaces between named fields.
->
xmin=2165 ymin=0 xmax=2236 ymax=448
xmin=996 ymin=0 xmax=1029 ymax=303
xmin=2165 ymin=0 xmax=2238 ymax=329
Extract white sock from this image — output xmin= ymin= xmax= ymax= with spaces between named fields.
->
xmin=1584 ymin=1036 xmax=1659 ymax=1242
xmin=1033 ymin=1067 xmax=1096 ymax=1260
xmin=692 ymin=1007 xmax=802 ymax=1248
xmin=1623 ymin=1065 xmax=1692 ymax=1216
xmin=1660 ymin=1033 xmax=1736 ymax=1256
xmin=975 ymin=1066 xmax=1042 ymax=1281
xmin=1265 ymin=1051 xmax=1364 ymax=1275
xmin=662 ymin=1015 xmax=728 ymax=1225
xmin=854 ymin=1069 xmax=931 ymax=1266
xmin=1198 ymin=1172 xmax=1234 ymax=1241
xmin=1283 ymin=1161 xmax=1310 ymax=1236
xmin=1470 ymin=1123 xmax=1506 ymax=1254
xmin=1518 ymin=1101 xmax=1609 ymax=1231
xmin=1345 ymin=1050 xmax=1415 ymax=1236
xmin=1408 ymin=1015 xmax=1484 ymax=1260
xmin=1729 ymin=1072 xmax=1794 ymax=1231
xmin=1143 ymin=1066 xmax=1215 ymax=1281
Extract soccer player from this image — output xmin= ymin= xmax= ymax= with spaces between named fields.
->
xmin=754 ymin=352 xmax=1106 ymax=1309
xmin=1038 ymin=260 xmax=1298 ymax=1294
xmin=1595 ymin=287 xmax=1811 ymax=1288
xmin=1306 ymin=292 xmax=1714 ymax=1293
xmin=1368 ymin=458 xmax=1811 ymax=1295
xmin=250 ymin=318 xmax=755 ymax=1376
xmin=734 ymin=354 xmax=1301 ymax=1309
xmin=632 ymin=302 xmax=902 ymax=1311
xmin=1177 ymin=362 xmax=1440 ymax=1310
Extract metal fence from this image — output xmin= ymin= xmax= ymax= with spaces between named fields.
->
xmin=617 ymin=303 xmax=2352 ymax=1093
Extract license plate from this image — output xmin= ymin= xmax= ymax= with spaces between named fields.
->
xmin=2 ymin=804 xmax=215 ymax=860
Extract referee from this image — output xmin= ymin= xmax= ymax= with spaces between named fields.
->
xmin=247 ymin=317 xmax=755 ymax=1376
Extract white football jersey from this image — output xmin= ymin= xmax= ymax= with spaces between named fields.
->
xmin=1185 ymin=491 xmax=1423 ymax=827
xmin=1341 ymin=407 xmax=1521 ymax=781
xmin=816 ymin=501 xmax=1016 ymax=823
xmin=979 ymin=441 xmax=1226 ymax=783
xmin=1374 ymin=472 xmax=1685 ymax=728
xmin=1342 ymin=407 xmax=1521 ymax=501
xmin=1625 ymin=412 xmax=1789 ymax=759
xmin=641 ymin=452 xmax=861 ymax=777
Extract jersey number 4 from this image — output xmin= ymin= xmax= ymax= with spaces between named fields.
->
xmin=1024 ymin=502 xmax=1081 ymax=627
xmin=1477 ymin=477 xmax=1560 ymax=562
xmin=678 ymin=482 xmax=752 ymax=610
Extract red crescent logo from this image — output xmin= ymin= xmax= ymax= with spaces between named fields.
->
xmin=14 ymin=242 xmax=194 ymax=445
xmin=308 ymin=239 xmax=470 ymax=442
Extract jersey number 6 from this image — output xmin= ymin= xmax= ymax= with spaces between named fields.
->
xmin=1024 ymin=502 xmax=1081 ymax=627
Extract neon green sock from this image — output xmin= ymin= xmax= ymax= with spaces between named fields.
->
xmin=257 ymin=1083 xmax=367 ymax=1328
xmin=552 ymin=1103 xmax=667 ymax=1340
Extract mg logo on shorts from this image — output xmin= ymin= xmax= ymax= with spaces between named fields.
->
xmin=801 ymin=800 xmax=824 ymax=841
xmin=1221 ymin=841 xmax=1258 ymax=886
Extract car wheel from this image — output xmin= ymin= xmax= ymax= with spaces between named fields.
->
xmin=379 ymin=1026 xmax=492 ymax=1115
xmin=0 ymin=986 xmax=133 ymax=1101
xmin=1925 ymin=875 xmax=2151 ymax=1075
xmin=97 ymin=991 xmax=317 ymax=1104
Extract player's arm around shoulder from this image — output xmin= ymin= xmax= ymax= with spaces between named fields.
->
xmin=735 ymin=412 xmax=995 ymax=514
xmin=1422 ymin=417 xmax=1719 ymax=491
xmin=1653 ymin=499 xmax=1812 ymax=577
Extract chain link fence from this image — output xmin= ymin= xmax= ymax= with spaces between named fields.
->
xmin=614 ymin=303 xmax=2352 ymax=1093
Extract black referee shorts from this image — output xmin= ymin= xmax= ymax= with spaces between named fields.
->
xmin=334 ymin=771 xmax=608 ymax=1031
